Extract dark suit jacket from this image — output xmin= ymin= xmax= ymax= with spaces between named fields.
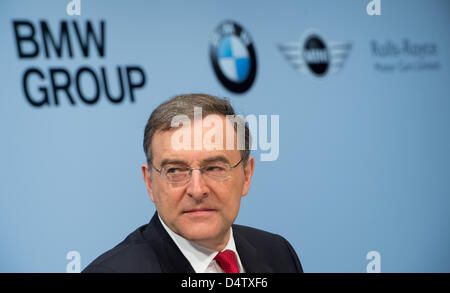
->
xmin=83 ymin=212 xmax=303 ymax=273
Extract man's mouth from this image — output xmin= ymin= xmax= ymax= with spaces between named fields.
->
xmin=183 ymin=208 xmax=217 ymax=215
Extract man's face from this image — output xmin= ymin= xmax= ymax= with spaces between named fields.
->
xmin=141 ymin=115 xmax=254 ymax=250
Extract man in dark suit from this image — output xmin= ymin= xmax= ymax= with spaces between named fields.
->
xmin=83 ymin=94 xmax=303 ymax=273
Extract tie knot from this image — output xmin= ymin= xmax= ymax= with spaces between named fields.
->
xmin=214 ymin=250 xmax=240 ymax=273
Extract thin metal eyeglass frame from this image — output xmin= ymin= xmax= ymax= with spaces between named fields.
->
xmin=148 ymin=157 xmax=244 ymax=183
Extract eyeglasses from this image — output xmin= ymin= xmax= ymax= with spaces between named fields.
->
xmin=149 ymin=157 xmax=244 ymax=184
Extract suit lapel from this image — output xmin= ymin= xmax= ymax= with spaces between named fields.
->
xmin=144 ymin=212 xmax=195 ymax=273
xmin=233 ymin=225 xmax=274 ymax=273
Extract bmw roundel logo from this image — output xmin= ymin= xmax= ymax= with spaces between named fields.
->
xmin=210 ymin=20 xmax=257 ymax=94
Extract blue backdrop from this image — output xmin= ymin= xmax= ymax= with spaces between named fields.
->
xmin=1 ymin=0 xmax=449 ymax=272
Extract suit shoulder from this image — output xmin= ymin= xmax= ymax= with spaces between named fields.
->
xmin=82 ymin=224 xmax=161 ymax=273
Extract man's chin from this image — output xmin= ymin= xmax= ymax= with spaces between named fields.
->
xmin=178 ymin=224 xmax=227 ymax=246
xmin=180 ymin=225 xmax=220 ymax=240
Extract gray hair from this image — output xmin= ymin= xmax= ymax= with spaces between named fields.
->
xmin=143 ymin=94 xmax=251 ymax=167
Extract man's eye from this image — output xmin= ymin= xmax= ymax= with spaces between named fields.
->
xmin=206 ymin=165 xmax=226 ymax=172
xmin=165 ymin=166 xmax=187 ymax=174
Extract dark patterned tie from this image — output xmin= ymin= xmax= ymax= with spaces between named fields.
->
xmin=214 ymin=250 xmax=240 ymax=273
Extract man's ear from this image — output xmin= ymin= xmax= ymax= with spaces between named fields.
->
xmin=141 ymin=164 xmax=155 ymax=202
xmin=241 ymin=156 xmax=255 ymax=197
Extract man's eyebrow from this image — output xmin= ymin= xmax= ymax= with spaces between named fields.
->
xmin=158 ymin=156 xmax=231 ymax=167
xmin=159 ymin=159 xmax=188 ymax=167
xmin=201 ymin=155 xmax=230 ymax=164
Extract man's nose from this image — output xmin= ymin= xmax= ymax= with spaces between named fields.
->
xmin=186 ymin=169 xmax=209 ymax=201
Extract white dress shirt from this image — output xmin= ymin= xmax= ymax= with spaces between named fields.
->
xmin=158 ymin=215 xmax=245 ymax=273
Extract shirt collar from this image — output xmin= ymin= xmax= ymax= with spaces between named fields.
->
xmin=158 ymin=214 xmax=241 ymax=273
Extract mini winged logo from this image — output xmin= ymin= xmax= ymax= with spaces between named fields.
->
xmin=278 ymin=31 xmax=352 ymax=77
